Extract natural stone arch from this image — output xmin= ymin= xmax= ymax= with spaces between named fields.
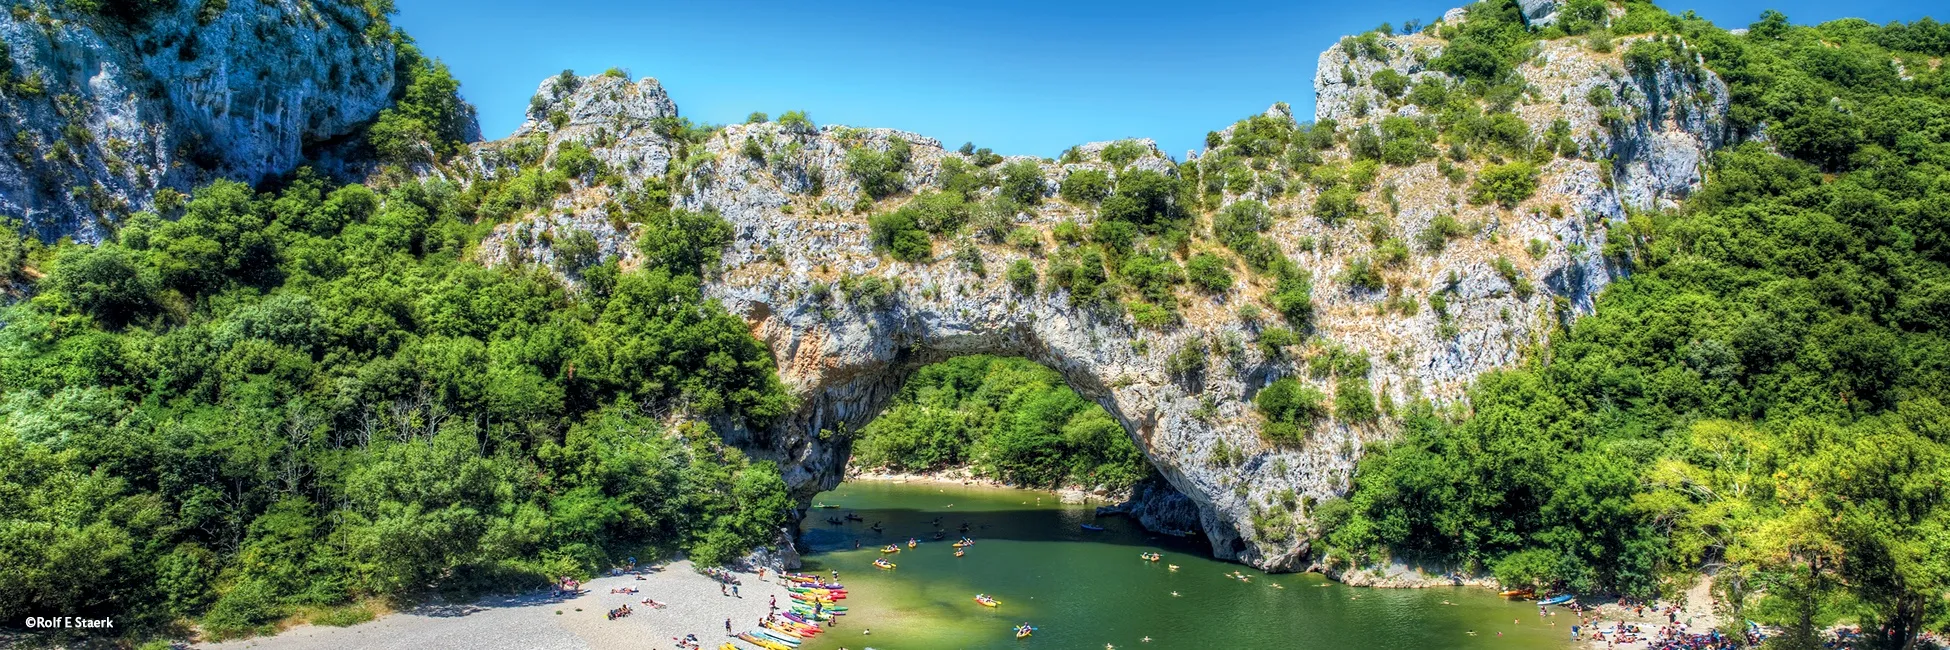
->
xmin=474 ymin=38 xmax=1735 ymax=568
xmin=703 ymin=253 xmax=1361 ymax=571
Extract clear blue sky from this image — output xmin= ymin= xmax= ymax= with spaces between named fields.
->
xmin=395 ymin=0 xmax=1938 ymax=159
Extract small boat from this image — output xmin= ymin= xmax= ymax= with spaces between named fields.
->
xmin=953 ymin=538 xmax=975 ymax=548
xmin=1081 ymin=524 xmax=1106 ymax=532
xmin=955 ymin=549 xmax=965 ymax=557
xmin=814 ymin=503 xmax=839 ymax=509
xmin=1168 ymin=565 xmax=1180 ymax=571
xmin=873 ymin=558 xmax=895 ymax=569
xmin=1499 ymin=588 xmax=1535 ymax=599
xmin=880 ymin=545 xmax=900 ymax=553
xmin=1140 ymin=552 xmax=1161 ymax=562
xmin=844 ymin=513 xmax=862 ymax=521
xmin=907 ymin=538 xmax=918 ymax=548
xmin=1015 ymin=624 xmax=1036 ymax=639
xmin=826 ymin=517 xmax=844 ymax=525
xmin=869 ymin=523 xmax=884 ymax=532
xmin=1537 ymin=594 xmax=1575 ymax=606
xmin=974 ymin=594 xmax=1000 ymax=607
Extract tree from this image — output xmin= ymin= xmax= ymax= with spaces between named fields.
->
xmin=1000 ymin=160 xmax=1046 ymax=205
xmin=1059 ymin=169 xmax=1111 ymax=204
xmin=42 ymin=244 xmax=157 ymax=327
xmin=1186 ymin=253 xmax=1234 ymax=293
xmin=868 ymin=209 xmax=933 ymax=263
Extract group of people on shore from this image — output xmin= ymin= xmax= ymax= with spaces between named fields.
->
xmin=1564 ymin=599 xmax=1764 ymax=650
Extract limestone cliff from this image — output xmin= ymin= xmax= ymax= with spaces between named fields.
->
xmin=472 ymin=19 xmax=1732 ymax=571
xmin=0 ymin=0 xmax=402 ymax=242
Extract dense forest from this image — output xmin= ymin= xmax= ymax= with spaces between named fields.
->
xmin=0 ymin=29 xmax=795 ymax=640
xmin=1314 ymin=5 xmax=1950 ymax=648
xmin=852 ymin=355 xmax=1149 ymax=491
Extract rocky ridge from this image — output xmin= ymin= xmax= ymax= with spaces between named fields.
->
xmin=475 ymin=17 xmax=1732 ymax=571
xmin=0 ymin=0 xmax=401 ymax=242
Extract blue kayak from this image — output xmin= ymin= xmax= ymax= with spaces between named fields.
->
xmin=1538 ymin=594 xmax=1575 ymax=606
xmin=1081 ymin=524 xmax=1106 ymax=531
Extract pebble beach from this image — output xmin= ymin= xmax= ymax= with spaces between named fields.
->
xmin=199 ymin=560 xmax=804 ymax=650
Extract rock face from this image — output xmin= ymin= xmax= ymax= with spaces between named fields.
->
xmin=474 ymin=27 xmax=1733 ymax=570
xmin=1518 ymin=0 xmax=1561 ymax=27
xmin=0 ymin=0 xmax=400 ymax=242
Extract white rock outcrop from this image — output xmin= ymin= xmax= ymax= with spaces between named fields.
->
xmin=0 ymin=0 xmax=404 ymax=241
xmin=472 ymin=27 xmax=1735 ymax=571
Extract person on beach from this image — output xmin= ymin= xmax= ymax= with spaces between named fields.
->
xmin=720 ymin=584 xmax=727 ymax=596
xmin=725 ymin=619 xmax=732 ymax=634
xmin=733 ymin=584 xmax=740 ymax=597
xmin=770 ymin=595 xmax=777 ymax=610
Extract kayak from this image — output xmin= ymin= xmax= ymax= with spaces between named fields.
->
xmin=1538 ymin=594 xmax=1576 ymax=606
xmin=751 ymin=630 xmax=801 ymax=647
xmin=1081 ymin=524 xmax=1106 ymax=531
xmin=1500 ymin=588 xmax=1535 ymax=599
xmin=955 ymin=549 xmax=965 ymax=557
xmin=791 ymin=599 xmax=846 ymax=609
xmin=760 ymin=621 xmax=808 ymax=639
xmin=738 ymin=633 xmax=792 ymax=650
xmin=1015 ymin=625 xmax=1036 ymax=639
xmin=748 ymin=628 xmax=801 ymax=647
xmin=874 ymin=559 xmax=896 ymax=569
xmin=814 ymin=503 xmax=838 ymax=509
xmin=974 ymin=595 xmax=1000 ymax=607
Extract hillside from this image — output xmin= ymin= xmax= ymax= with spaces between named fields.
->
xmin=460 ymin=8 xmax=1730 ymax=570
xmin=0 ymin=0 xmax=1946 ymax=646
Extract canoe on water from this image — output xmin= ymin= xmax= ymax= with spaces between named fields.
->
xmin=1081 ymin=524 xmax=1106 ymax=531
xmin=1499 ymin=588 xmax=1535 ymax=599
xmin=1537 ymin=594 xmax=1575 ymax=606
xmin=974 ymin=595 xmax=1000 ymax=607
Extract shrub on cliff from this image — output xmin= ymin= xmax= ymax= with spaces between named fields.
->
xmin=846 ymin=138 xmax=911 ymax=199
xmin=1060 ymin=168 xmax=1111 ymax=204
xmin=1255 ymin=377 xmax=1328 ymax=443
xmin=1469 ymin=161 xmax=1539 ymax=207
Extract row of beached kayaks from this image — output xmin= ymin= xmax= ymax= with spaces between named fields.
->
xmin=726 ymin=574 xmax=858 ymax=650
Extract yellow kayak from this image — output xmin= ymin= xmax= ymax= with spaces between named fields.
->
xmin=874 ymin=559 xmax=895 ymax=569
xmin=974 ymin=595 xmax=1000 ymax=607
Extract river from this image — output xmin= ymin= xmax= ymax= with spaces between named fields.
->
xmin=791 ymin=481 xmax=1572 ymax=649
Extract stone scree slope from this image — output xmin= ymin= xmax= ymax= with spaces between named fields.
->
xmin=472 ymin=24 xmax=1731 ymax=571
xmin=0 ymin=0 xmax=405 ymax=242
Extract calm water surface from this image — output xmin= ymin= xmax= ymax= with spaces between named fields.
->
xmin=792 ymin=481 xmax=1573 ymax=650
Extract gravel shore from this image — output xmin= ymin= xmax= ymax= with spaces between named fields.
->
xmin=199 ymin=560 xmax=802 ymax=650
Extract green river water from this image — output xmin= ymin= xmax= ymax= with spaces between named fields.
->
xmin=791 ymin=481 xmax=1573 ymax=650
